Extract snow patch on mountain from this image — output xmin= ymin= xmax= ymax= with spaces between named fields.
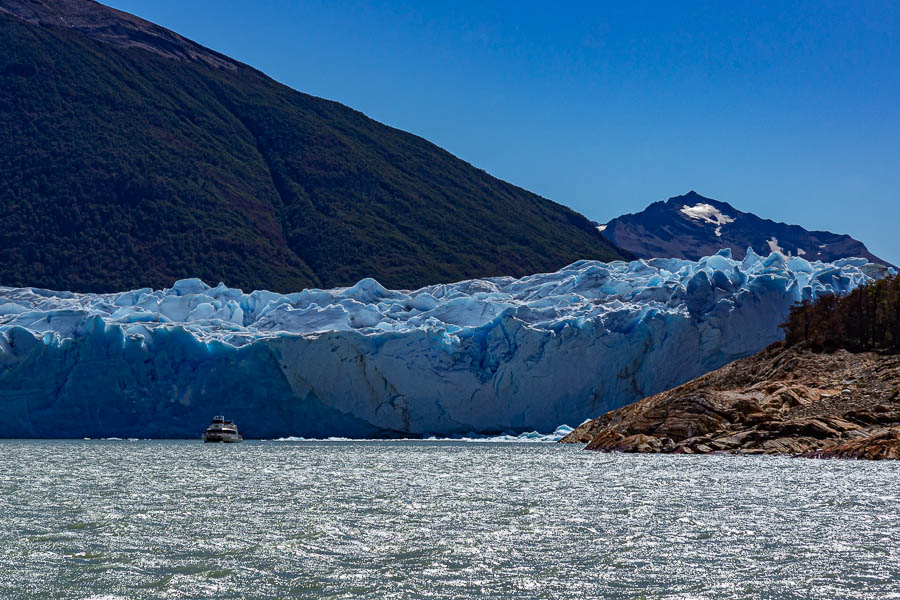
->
xmin=767 ymin=237 xmax=786 ymax=255
xmin=679 ymin=203 xmax=735 ymax=237
xmin=0 ymin=251 xmax=892 ymax=439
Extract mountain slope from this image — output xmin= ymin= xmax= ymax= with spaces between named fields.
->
xmin=600 ymin=191 xmax=890 ymax=266
xmin=0 ymin=0 xmax=628 ymax=293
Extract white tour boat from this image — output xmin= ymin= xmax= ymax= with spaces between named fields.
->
xmin=202 ymin=416 xmax=243 ymax=443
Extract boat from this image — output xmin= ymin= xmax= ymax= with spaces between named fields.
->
xmin=202 ymin=415 xmax=243 ymax=443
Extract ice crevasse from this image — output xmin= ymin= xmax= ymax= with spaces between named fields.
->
xmin=0 ymin=249 xmax=891 ymax=438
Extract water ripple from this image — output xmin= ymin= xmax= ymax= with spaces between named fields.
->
xmin=0 ymin=440 xmax=898 ymax=599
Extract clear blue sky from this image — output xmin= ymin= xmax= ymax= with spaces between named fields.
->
xmin=106 ymin=0 xmax=900 ymax=264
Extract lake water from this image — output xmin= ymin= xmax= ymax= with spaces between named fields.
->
xmin=1 ymin=440 xmax=898 ymax=599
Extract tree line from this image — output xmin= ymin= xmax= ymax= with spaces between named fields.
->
xmin=781 ymin=274 xmax=900 ymax=352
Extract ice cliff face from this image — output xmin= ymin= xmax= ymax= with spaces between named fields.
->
xmin=0 ymin=250 xmax=891 ymax=438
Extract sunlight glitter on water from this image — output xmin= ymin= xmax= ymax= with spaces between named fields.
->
xmin=0 ymin=440 xmax=898 ymax=599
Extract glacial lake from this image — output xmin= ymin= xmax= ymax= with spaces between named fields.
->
xmin=1 ymin=440 xmax=898 ymax=599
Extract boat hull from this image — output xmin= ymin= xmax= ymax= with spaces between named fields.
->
xmin=202 ymin=432 xmax=243 ymax=443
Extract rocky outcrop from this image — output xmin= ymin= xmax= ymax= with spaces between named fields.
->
xmin=562 ymin=344 xmax=900 ymax=459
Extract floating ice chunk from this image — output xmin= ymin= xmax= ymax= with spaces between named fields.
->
xmin=552 ymin=424 xmax=574 ymax=438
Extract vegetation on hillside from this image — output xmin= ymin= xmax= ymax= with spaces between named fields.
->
xmin=0 ymin=12 xmax=627 ymax=293
xmin=782 ymin=275 xmax=900 ymax=352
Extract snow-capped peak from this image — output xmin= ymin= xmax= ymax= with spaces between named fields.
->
xmin=601 ymin=192 xmax=891 ymax=267
xmin=679 ymin=203 xmax=735 ymax=237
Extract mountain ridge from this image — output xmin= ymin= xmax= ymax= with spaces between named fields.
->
xmin=0 ymin=0 xmax=239 ymax=69
xmin=0 ymin=0 xmax=629 ymax=293
xmin=600 ymin=191 xmax=891 ymax=267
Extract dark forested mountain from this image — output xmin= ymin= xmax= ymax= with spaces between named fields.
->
xmin=0 ymin=0 xmax=628 ymax=293
xmin=600 ymin=191 xmax=890 ymax=266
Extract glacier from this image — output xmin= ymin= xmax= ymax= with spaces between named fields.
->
xmin=0 ymin=249 xmax=891 ymax=439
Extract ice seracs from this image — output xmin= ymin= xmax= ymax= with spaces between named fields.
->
xmin=679 ymin=203 xmax=735 ymax=237
xmin=0 ymin=251 xmax=892 ymax=439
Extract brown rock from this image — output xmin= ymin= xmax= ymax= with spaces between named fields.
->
xmin=780 ymin=418 xmax=840 ymax=439
xmin=808 ymin=428 xmax=900 ymax=460
xmin=568 ymin=343 xmax=900 ymax=460
xmin=741 ymin=411 xmax=773 ymax=425
xmin=619 ymin=434 xmax=663 ymax=453
xmin=584 ymin=430 xmax=625 ymax=451
xmin=819 ymin=418 xmax=862 ymax=433
xmin=711 ymin=430 xmax=754 ymax=449
xmin=844 ymin=409 xmax=878 ymax=424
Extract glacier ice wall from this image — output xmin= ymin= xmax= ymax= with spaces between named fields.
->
xmin=0 ymin=249 xmax=891 ymax=438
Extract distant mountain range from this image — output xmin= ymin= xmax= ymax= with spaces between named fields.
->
xmin=599 ymin=191 xmax=891 ymax=266
xmin=0 ymin=0 xmax=627 ymax=293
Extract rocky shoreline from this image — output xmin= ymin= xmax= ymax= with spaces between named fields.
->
xmin=561 ymin=344 xmax=900 ymax=459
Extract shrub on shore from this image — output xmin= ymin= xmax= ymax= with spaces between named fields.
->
xmin=781 ymin=275 xmax=900 ymax=352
